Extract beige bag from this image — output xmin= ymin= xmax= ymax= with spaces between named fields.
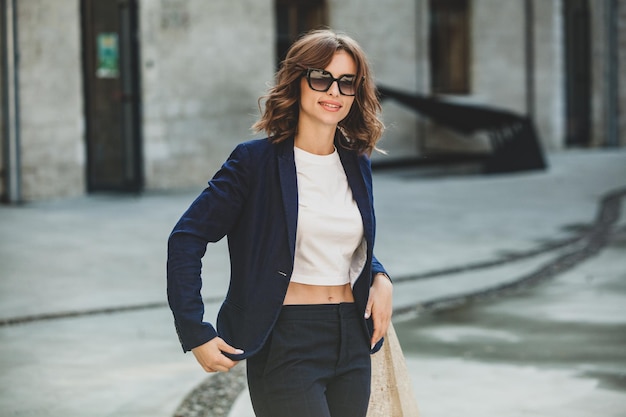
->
xmin=367 ymin=323 xmax=420 ymax=417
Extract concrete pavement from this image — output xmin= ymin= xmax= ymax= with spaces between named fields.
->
xmin=0 ymin=149 xmax=625 ymax=417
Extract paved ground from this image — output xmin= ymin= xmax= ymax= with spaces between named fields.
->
xmin=0 ymin=148 xmax=625 ymax=417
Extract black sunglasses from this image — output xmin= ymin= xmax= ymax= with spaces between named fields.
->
xmin=304 ymin=68 xmax=357 ymax=96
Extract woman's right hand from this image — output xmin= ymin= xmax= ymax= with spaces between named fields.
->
xmin=191 ymin=337 xmax=243 ymax=372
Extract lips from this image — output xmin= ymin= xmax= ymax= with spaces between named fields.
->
xmin=319 ymin=100 xmax=342 ymax=111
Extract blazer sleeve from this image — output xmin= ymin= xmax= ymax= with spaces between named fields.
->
xmin=167 ymin=142 xmax=252 ymax=352
xmin=360 ymin=153 xmax=390 ymax=283
xmin=371 ymin=254 xmax=390 ymax=281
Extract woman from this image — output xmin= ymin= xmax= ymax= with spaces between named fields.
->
xmin=167 ymin=29 xmax=393 ymax=417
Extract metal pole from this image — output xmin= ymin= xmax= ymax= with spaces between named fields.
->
xmin=524 ymin=0 xmax=535 ymax=121
xmin=1 ymin=0 xmax=21 ymax=203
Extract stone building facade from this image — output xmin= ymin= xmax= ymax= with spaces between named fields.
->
xmin=1 ymin=0 xmax=624 ymax=202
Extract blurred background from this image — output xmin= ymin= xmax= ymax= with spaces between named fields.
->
xmin=1 ymin=0 xmax=624 ymax=203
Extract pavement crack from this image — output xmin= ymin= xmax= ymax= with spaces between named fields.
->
xmin=0 ymin=296 xmax=223 ymax=327
xmin=392 ymin=234 xmax=585 ymax=284
xmin=393 ymin=186 xmax=626 ymax=318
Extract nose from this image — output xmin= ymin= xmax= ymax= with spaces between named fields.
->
xmin=327 ymin=80 xmax=340 ymax=96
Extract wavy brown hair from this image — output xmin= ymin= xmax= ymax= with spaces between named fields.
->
xmin=252 ymin=29 xmax=384 ymax=155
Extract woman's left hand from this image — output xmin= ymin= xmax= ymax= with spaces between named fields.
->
xmin=365 ymin=273 xmax=393 ymax=349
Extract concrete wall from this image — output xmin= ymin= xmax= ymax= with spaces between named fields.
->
xmin=140 ymin=0 xmax=274 ymax=190
xmin=590 ymin=0 xmax=608 ymax=147
xmin=472 ymin=0 xmax=526 ymax=113
xmin=417 ymin=0 xmax=562 ymax=154
xmin=17 ymin=0 xmax=85 ymax=200
xmin=426 ymin=0 xmax=564 ymax=152
xmin=329 ymin=0 xmax=421 ymax=160
xmin=532 ymin=0 xmax=564 ymax=150
xmin=4 ymin=0 xmax=623 ymax=202
xmin=589 ymin=0 xmax=626 ymax=148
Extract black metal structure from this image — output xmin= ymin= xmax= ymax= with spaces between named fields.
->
xmin=377 ymin=86 xmax=547 ymax=174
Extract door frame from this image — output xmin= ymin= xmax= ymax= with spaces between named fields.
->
xmin=81 ymin=0 xmax=143 ymax=192
xmin=563 ymin=0 xmax=591 ymax=147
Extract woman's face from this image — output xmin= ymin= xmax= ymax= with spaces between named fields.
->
xmin=298 ymin=50 xmax=357 ymax=130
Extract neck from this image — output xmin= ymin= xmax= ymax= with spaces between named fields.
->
xmin=294 ymin=124 xmax=337 ymax=155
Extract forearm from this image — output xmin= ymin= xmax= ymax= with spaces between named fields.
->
xmin=167 ymin=232 xmax=216 ymax=352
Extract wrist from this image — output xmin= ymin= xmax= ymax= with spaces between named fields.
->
xmin=374 ymin=272 xmax=392 ymax=285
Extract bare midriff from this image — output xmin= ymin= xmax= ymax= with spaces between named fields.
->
xmin=283 ymin=282 xmax=355 ymax=305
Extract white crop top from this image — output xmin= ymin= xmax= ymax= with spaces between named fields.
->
xmin=291 ymin=146 xmax=366 ymax=287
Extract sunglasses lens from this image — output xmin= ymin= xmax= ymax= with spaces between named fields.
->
xmin=338 ymin=77 xmax=356 ymax=96
xmin=308 ymin=70 xmax=333 ymax=92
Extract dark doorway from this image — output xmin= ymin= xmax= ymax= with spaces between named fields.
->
xmin=275 ymin=0 xmax=327 ymax=68
xmin=429 ymin=0 xmax=471 ymax=95
xmin=563 ymin=0 xmax=591 ymax=147
xmin=81 ymin=0 xmax=142 ymax=192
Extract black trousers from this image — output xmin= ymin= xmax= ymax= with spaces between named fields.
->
xmin=246 ymin=303 xmax=372 ymax=417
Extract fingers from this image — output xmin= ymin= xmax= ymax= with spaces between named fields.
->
xmin=370 ymin=309 xmax=391 ymax=349
xmin=192 ymin=337 xmax=243 ymax=373
xmin=204 ymin=362 xmax=232 ymax=373
xmin=367 ymin=279 xmax=393 ymax=349
xmin=216 ymin=338 xmax=245 ymax=356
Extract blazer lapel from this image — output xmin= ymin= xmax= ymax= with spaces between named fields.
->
xmin=277 ymin=138 xmax=298 ymax=260
xmin=337 ymin=144 xmax=374 ymax=251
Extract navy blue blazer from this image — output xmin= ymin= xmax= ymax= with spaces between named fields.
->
xmin=167 ymin=135 xmax=388 ymax=360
